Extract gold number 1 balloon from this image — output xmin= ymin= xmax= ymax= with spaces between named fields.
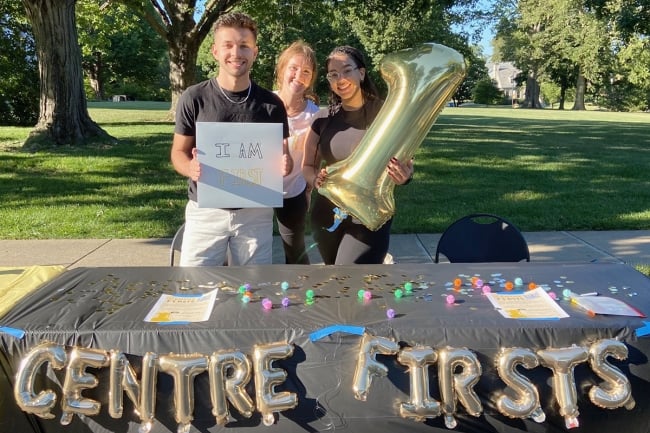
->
xmin=318 ymin=43 xmax=466 ymax=230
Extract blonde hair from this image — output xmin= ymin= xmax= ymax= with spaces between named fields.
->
xmin=275 ymin=41 xmax=319 ymax=104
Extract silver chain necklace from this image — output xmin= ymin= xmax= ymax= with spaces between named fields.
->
xmin=217 ymin=80 xmax=252 ymax=104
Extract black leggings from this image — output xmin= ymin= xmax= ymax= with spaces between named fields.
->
xmin=274 ymin=187 xmax=310 ymax=264
xmin=310 ymin=195 xmax=391 ymax=265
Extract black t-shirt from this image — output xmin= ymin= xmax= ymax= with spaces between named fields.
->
xmin=310 ymin=98 xmax=383 ymax=165
xmin=175 ymin=78 xmax=290 ymax=201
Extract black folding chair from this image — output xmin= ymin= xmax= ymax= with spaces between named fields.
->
xmin=169 ymin=223 xmax=185 ymax=266
xmin=435 ymin=213 xmax=530 ymax=263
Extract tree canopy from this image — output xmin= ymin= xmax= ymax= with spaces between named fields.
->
xmin=113 ymin=0 xmax=240 ymax=116
xmin=4 ymin=0 xmax=648 ymax=145
xmin=0 ymin=1 xmax=38 ymax=126
xmin=493 ymin=0 xmax=649 ymax=110
xmin=77 ymin=0 xmax=168 ymax=101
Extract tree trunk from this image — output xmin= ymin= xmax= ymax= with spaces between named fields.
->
xmin=521 ymin=70 xmax=542 ymax=108
xmin=572 ymin=73 xmax=587 ymax=110
xmin=168 ymin=38 xmax=200 ymax=119
xmin=21 ymin=0 xmax=112 ymax=147
xmin=87 ymin=52 xmax=104 ymax=101
xmin=558 ymin=72 xmax=569 ymax=110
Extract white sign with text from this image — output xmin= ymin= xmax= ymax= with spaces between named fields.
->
xmin=196 ymin=122 xmax=283 ymax=208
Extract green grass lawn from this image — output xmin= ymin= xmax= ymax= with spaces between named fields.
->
xmin=1 ymin=102 xmax=649 ymax=239
xmin=398 ymin=107 xmax=650 ymax=233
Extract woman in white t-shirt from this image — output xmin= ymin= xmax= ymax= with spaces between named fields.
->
xmin=274 ymin=41 xmax=320 ymax=264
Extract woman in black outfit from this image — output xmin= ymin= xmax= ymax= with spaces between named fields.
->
xmin=302 ymin=46 xmax=414 ymax=265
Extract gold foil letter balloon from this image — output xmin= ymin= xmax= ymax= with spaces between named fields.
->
xmin=108 ymin=351 xmax=160 ymax=433
xmin=108 ymin=350 xmax=142 ymax=419
xmin=537 ymin=345 xmax=589 ymax=429
xmin=494 ymin=347 xmax=545 ymax=422
xmin=209 ymin=350 xmax=254 ymax=425
xmin=437 ymin=346 xmax=482 ymax=429
xmin=60 ymin=347 xmax=110 ymax=425
xmin=158 ymin=353 xmax=208 ymax=433
xmin=587 ymin=339 xmax=635 ymax=410
xmin=252 ymin=342 xmax=298 ymax=426
xmin=352 ymin=333 xmax=399 ymax=401
xmin=318 ymin=43 xmax=466 ymax=230
xmin=396 ymin=346 xmax=441 ymax=421
xmin=14 ymin=341 xmax=67 ymax=419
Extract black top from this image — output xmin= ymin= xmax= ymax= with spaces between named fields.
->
xmin=175 ymin=78 xmax=289 ymax=201
xmin=310 ymin=97 xmax=383 ymax=165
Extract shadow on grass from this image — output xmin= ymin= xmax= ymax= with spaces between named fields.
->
xmin=0 ymin=131 xmax=186 ymax=238
xmin=2 ymin=112 xmax=650 ymax=238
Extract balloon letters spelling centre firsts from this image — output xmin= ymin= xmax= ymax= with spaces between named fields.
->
xmin=14 ymin=336 xmax=634 ymax=431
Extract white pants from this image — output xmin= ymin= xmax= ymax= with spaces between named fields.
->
xmin=180 ymin=201 xmax=273 ymax=266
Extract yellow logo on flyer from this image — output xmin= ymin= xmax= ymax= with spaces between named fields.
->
xmin=150 ymin=312 xmax=171 ymax=322
xmin=506 ymin=309 xmax=525 ymax=319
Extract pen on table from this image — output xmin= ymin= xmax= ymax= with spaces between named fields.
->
xmin=580 ymin=292 xmax=599 ymax=297
xmin=570 ymin=297 xmax=596 ymax=317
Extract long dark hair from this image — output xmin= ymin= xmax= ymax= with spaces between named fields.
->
xmin=326 ymin=46 xmax=380 ymax=116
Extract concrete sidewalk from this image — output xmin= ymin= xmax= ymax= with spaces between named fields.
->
xmin=1 ymin=231 xmax=649 ymax=269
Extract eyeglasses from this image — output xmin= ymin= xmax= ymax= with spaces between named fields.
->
xmin=326 ymin=66 xmax=359 ymax=82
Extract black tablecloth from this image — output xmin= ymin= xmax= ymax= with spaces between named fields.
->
xmin=1 ymin=263 xmax=650 ymax=433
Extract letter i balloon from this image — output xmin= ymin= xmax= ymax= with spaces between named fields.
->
xmin=318 ymin=43 xmax=466 ymax=230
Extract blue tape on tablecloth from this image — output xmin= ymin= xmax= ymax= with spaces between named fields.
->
xmin=636 ymin=321 xmax=650 ymax=337
xmin=310 ymin=324 xmax=365 ymax=342
xmin=0 ymin=326 xmax=25 ymax=339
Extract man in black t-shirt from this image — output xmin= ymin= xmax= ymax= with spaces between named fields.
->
xmin=171 ymin=12 xmax=291 ymax=266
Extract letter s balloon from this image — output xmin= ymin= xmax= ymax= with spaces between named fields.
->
xmin=588 ymin=339 xmax=635 ymax=410
xmin=318 ymin=43 xmax=466 ymax=230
